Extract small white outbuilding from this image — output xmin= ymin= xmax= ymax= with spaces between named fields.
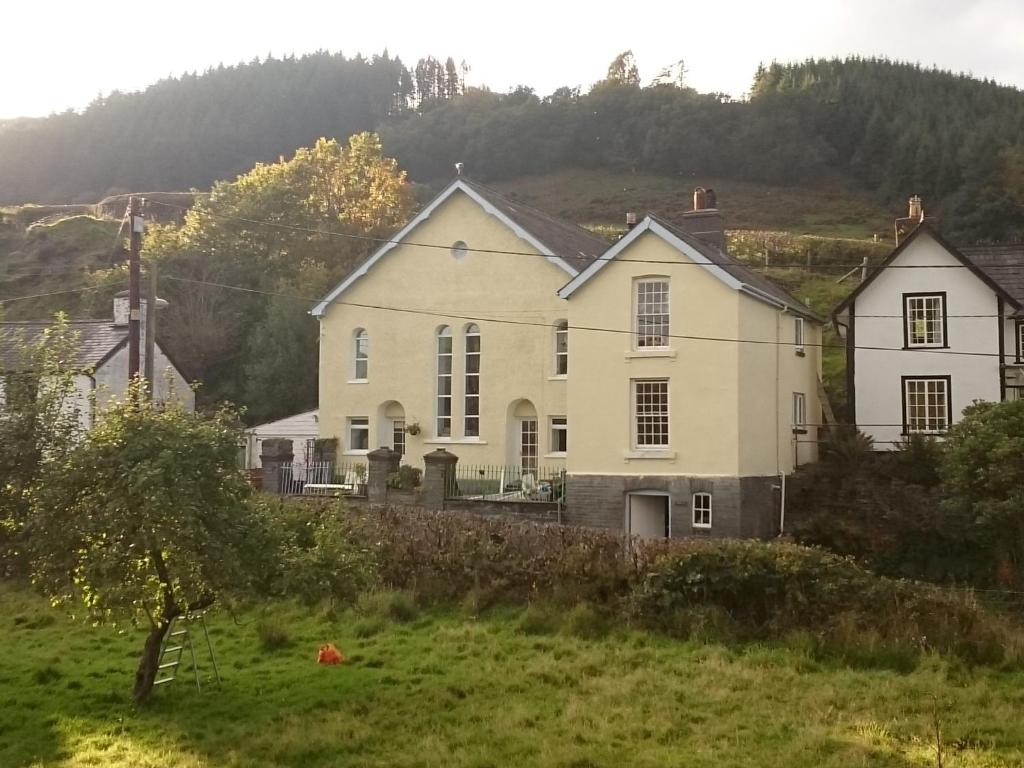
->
xmin=244 ymin=409 xmax=319 ymax=468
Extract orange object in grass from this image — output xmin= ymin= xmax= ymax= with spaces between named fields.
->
xmin=317 ymin=643 xmax=345 ymax=665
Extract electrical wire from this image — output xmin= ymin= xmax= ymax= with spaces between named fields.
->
xmin=0 ymin=285 xmax=104 ymax=305
xmin=160 ymin=274 xmax=1024 ymax=361
xmin=144 ymin=199 xmax=1024 ymax=272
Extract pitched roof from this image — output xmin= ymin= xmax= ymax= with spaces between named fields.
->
xmin=833 ymin=223 xmax=1021 ymax=318
xmin=0 ymin=320 xmax=126 ymax=372
xmin=558 ymin=213 xmax=824 ymax=322
xmin=959 ymin=243 xmax=1024 ymax=310
xmin=311 ymin=177 xmax=608 ymax=316
xmin=457 ymin=178 xmax=608 ymax=273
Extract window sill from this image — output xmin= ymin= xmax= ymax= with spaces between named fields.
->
xmin=624 ymin=349 xmax=677 ymax=361
xmin=902 ymin=345 xmax=949 ymax=351
xmin=547 ymin=375 xmax=568 ymax=381
xmin=900 ymin=430 xmax=948 ymax=437
xmin=544 ymin=452 xmax=567 ymax=459
xmin=792 ymin=428 xmax=808 ymax=435
xmin=422 ymin=438 xmax=489 ymax=445
xmin=347 ymin=379 xmax=368 ymax=385
xmin=624 ymin=449 xmax=676 ymax=460
xmin=343 ymin=449 xmax=369 ymax=456
xmin=692 ymin=523 xmax=712 ymax=530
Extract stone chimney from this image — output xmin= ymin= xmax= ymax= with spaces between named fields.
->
xmin=113 ymin=289 xmax=168 ymax=327
xmin=677 ymin=187 xmax=726 ymax=252
xmin=625 ymin=211 xmax=638 ymax=230
xmin=894 ymin=195 xmax=925 ymax=245
xmin=908 ymin=195 xmax=923 ymax=221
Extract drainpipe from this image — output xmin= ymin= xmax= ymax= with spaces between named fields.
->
xmin=779 ymin=471 xmax=787 ymax=535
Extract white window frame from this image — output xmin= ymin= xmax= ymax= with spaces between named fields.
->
xmin=692 ymin=492 xmax=712 ymax=529
xmin=632 ymin=378 xmax=669 ymax=448
xmin=392 ymin=419 xmax=405 ymax=456
xmin=436 ymin=327 xmax=452 ymax=437
xmin=464 ymin=324 xmax=480 ymax=437
xmin=792 ymin=392 xmax=807 ymax=433
xmin=794 ymin=317 xmax=805 ymax=355
xmin=347 ymin=417 xmax=369 ymax=453
xmin=554 ymin=320 xmax=568 ymax=376
xmin=903 ymin=377 xmax=951 ymax=434
xmin=1016 ymin=321 xmax=1024 ymax=362
xmin=904 ymin=294 xmax=946 ymax=348
xmin=634 ymin=278 xmax=670 ymax=349
xmin=352 ymin=328 xmax=368 ymax=381
xmin=549 ymin=416 xmax=567 ymax=455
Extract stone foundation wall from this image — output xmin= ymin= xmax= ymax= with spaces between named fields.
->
xmin=564 ymin=474 xmax=780 ymax=539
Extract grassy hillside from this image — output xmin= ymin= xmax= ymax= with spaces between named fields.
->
xmin=3 ymin=582 xmax=1023 ymax=767
xmin=488 ymin=169 xmax=895 ymax=239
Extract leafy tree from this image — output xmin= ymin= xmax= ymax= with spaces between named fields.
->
xmin=145 ymin=133 xmax=413 ymax=417
xmin=24 ymin=386 xmax=261 ymax=702
xmin=0 ymin=315 xmax=84 ymax=571
xmin=942 ymin=400 xmax=1024 ymax=586
xmin=604 ymin=50 xmax=640 ymax=87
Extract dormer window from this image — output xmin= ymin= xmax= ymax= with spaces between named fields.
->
xmin=904 ymin=293 xmax=946 ymax=348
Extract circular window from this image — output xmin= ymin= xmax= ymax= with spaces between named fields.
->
xmin=451 ymin=240 xmax=468 ymax=260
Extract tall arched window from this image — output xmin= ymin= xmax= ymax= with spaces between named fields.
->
xmin=436 ymin=326 xmax=452 ymax=437
xmin=554 ymin=320 xmax=568 ymax=376
xmin=353 ymin=328 xmax=368 ymax=380
xmin=464 ymin=324 xmax=480 ymax=436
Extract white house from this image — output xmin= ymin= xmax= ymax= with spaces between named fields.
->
xmin=244 ymin=409 xmax=319 ymax=468
xmin=0 ymin=294 xmax=194 ymax=427
xmin=834 ymin=203 xmax=1024 ymax=448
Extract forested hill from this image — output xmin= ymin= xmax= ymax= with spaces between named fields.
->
xmin=2 ymin=54 xmax=1023 ymax=240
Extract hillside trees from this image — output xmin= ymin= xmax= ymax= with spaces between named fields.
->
xmin=145 ymin=133 xmax=414 ymax=420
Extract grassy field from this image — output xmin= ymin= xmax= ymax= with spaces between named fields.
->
xmin=3 ymin=583 xmax=1023 ymax=768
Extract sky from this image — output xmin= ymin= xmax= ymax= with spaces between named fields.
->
xmin=2 ymin=0 xmax=1023 ymax=119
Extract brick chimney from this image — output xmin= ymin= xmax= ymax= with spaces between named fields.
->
xmin=677 ymin=187 xmax=726 ymax=252
xmin=894 ymin=195 xmax=925 ymax=245
xmin=625 ymin=211 xmax=638 ymax=230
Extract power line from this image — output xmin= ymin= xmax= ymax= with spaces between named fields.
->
xmin=0 ymin=285 xmax=104 ymax=305
xmin=144 ymin=199 xmax=1024 ymax=273
xmin=159 ymin=274 xmax=1022 ymax=361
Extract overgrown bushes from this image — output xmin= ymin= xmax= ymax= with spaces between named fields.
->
xmin=259 ymin=498 xmax=1023 ymax=667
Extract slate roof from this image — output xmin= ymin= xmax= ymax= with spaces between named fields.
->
xmin=459 ymin=178 xmax=609 ymax=273
xmin=649 ymin=214 xmax=822 ymax=321
xmin=0 ymin=320 xmax=126 ymax=372
xmin=959 ymin=244 xmax=1024 ymax=311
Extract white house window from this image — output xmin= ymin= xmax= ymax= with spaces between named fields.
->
xmin=436 ymin=326 xmax=452 ymax=437
xmin=1017 ymin=322 xmax=1024 ymax=362
xmin=464 ymin=324 xmax=480 ymax=437
xmin=554 ymin=320 xmax=568 ymax=375
xmin=903 ymin=377 xmax=951 ymax=434
xmin=392 ymin=419 xmax=406 ymax=456
xmin=904 ymin=294 xmax=946 ymax=347
xmin=635 ymin=278 xmax=670 ymax=348
xmin=692 ymin=492 xmax=712 ymax=528
xmin=353 ymin=328 xmax=368 ymax=380
xmin=550 ymin=416 xmax=568 ymax=454
xmin=348 ymin=417 xmax=369 ymax=451
xmin=794 ymin=317 xmax=805 ymax=354
xmin=633 ymin=379 xmax=669 ymax=447
xmin=792 ymin=392 xmax=807 ymax=433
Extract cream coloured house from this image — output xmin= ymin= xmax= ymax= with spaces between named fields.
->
xmin=313 ymin=177 xmax=823 ymax=538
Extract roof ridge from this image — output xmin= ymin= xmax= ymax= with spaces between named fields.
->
xmin=459 ymin=177 xmax=609 ymax=248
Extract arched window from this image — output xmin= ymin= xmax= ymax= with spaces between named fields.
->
xmin=554 ymin=320 xmax=568 ymax=376
xmin=436 ymin=326 xmax=452 ymax=437
xmin=692 ymin=493 xmax=712 ymax=529
xmin=353 ymin=328 xmax=368 ymax=380
xmin=464 ymin=324 xmax=480 ymax=436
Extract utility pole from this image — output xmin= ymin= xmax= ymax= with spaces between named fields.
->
xmin=127 ymin=197 xmax=144 ymax=385
xmin=144 ymin=259 xmax=157 ymax=397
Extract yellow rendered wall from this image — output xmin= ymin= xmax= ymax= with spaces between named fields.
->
xmin=318 ymin=190 xmax=569 ymax=468
xmin=565 ymin=231 xmax=744 ymax=476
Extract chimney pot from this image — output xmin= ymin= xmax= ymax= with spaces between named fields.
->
xmin=908 ymin=195 xmax=923 ymax=221
xmin=625 ymin=211 xmax=638 ymax=229
xmin=693 ymin=187 xmax=707 ymax=211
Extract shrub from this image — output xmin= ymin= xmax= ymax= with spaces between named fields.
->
xmin=255 ymin=620 xmax=292 ymax=651
xmin=387 ymin=465 xmax=422 ymax=490
xmin=356 ymin=590 xmax=418 ymax=623
xmin=518 ymin=602 xmax=560 ymax=635
xmin=561 ymin=603 xmax=609 ymax=640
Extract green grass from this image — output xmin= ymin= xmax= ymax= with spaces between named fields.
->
xmin=3 ymin=583 xmax=1024 ymax=767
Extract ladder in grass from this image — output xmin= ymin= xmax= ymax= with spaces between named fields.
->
xmin=154 ymin=613 xmax=222 ymax=692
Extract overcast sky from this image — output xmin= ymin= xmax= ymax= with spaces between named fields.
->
xmin=3 ymin=0 xmax=1022 ymax=119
